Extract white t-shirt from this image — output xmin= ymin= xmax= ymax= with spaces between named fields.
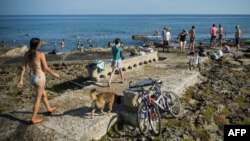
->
xmin=165 ymin=31 xmax=171 ymax=41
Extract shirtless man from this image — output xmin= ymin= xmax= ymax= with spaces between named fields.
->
xmin=235 ymin=25 xmax=242 ymax=52
xmin=218 ymin=24 xmax=224 ymax=47
xmin=189 ymin=26 xmax=196 ymax=52
xmin=17 ymin=38 xmax=60 ymax=124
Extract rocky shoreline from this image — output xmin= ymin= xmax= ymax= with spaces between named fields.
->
xmin=101 ymin=52 xmax=250 ymax=141
xmin=0 ymin=44 xmax=250 ymax=141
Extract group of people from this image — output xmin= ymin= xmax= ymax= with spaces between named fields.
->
xmin=161 ymin=24 xmax=242 ymax=53
xmin=161 ymin=26 xmax=196 ymax=53
xmin=210 ymin=24 xmax=242 ymax=52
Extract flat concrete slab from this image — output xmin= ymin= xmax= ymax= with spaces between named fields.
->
xmin=0 ymin=53 xmax=209 ymax=141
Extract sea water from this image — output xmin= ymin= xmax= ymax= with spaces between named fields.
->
xmin=0 ymin=15 xmax=250 ymax=52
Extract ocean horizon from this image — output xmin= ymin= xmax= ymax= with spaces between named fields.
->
xmin=0 ymin=14 xmax=250 ymax=52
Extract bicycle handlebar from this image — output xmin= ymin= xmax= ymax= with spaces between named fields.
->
xmin=129 ymin=78 xmax=163 ymax=89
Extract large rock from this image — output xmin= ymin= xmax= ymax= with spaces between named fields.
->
xmin=2 ymin=46 xmax=28 ymax=57
xmin=0 ymin=89 xmax=118 ymax=141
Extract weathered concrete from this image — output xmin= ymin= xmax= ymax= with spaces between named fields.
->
xmin=0 ymin=52 xmax=209 ymax=141
xmin=0 ymin=90 xmax=118 ymax=141
xmin=87 ymin=51 xmax=158 ymax=81
xmin=121 ymin=55 xmax=209 ymax=126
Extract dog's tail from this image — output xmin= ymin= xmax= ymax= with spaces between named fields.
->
xmin=89 ymin=89 xmax=97 ymax=100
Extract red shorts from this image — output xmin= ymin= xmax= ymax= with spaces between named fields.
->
xmin=219 ymin=34 xmax=223 ymax=40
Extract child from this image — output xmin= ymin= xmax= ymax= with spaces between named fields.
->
xmin=198 ymin=42 xmax=206 ymax=56
xmin=222 ymin=43 xmax=230 ymax=53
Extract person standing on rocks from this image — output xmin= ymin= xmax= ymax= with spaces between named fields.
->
xmin=162 ymin=28 xmax=166 ymax=52
xmin=235 ymin=25 xmax=242 ymax=52
xmin=162 ymin=27 xmax=171 ymax=52
xmin=178 ymin=29 xmax=188 ymax=53
xmin=218 ymin=24 xmax=224 ymax=47
xmin=210 ymin=24 xmax=217 ymax=48
xmin=17 ymin=38 xmax=59 ymax=124
xmin=108 ymin=38 xmax=125 ymax=87
xmin=189 ymin=26 xmax=196 ymax=52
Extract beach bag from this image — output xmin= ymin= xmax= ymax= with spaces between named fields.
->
xmin=210 ymin=52 xmax=219 ymax=60
xmin=95 ymin=60 xmax=105 ymax=73
xmin=87 ymin=60 xmax=105 ymax=73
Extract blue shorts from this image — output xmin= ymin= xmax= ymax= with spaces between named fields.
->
xmin=111 ymin=59 xmax=122 ymax=69
xmin=235 ymin=38 xmax=240 ymax=45
xmin=210 ymin=36 xmax=216 ymax=42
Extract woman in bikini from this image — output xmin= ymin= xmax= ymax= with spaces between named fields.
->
xmin=17 ymin=38 xmax=60 ymax=124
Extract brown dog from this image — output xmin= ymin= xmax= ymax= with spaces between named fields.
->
xmin=90 ymin=89 xmax=116 ymax=118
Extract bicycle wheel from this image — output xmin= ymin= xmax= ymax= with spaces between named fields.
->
xmin=189 ymin=58 xmax=193 ymax=71
xmin=137 ymin=102 xmax=150 ymax=135
xmin=163 ymin=91 xmax=182 ymax=117
xmin=149 ymin=105 xmax=161 ymax=136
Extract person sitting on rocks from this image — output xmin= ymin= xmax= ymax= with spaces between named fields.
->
xmin=198 ymin=42 xmax=206 ymax=57
xmin=222 ymin=43 xmax=230 ymax=53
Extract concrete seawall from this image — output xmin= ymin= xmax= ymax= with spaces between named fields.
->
xmin=0 ymin=53 xmax=209 ymax=141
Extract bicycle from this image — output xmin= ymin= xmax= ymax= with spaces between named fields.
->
xmin=129 ymin=81 xmax=161 ymax=136
xmin=188 ymin=51 xmax=201 ymax=71
xmin=148 ymin=78 xmax=182 ymax=117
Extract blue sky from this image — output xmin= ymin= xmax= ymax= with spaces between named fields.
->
xmin=0 ymin=0 xmax=249 ymax=15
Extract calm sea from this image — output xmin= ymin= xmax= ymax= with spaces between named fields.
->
xmin=0 ymin=15 xmax=250 ymax=52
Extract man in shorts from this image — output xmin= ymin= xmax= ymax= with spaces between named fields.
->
xmin=189 ymin=26 xmax=196 ymax=52
xmin=108 ymin=38 xmax=125 ymax=86
xmin=210 ymin=24 xmax=217 ymax=48
xmin=218 ymin=24 xmax=224 ymax=47
xmin=235 ymin=25 xmax=242 ymax=52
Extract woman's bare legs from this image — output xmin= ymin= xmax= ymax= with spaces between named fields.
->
xmin=183 ymin=41 xmax=186 ymax=52
xmin=31 ymin=85 xmax=44 ymax=123
xmin=180 ymin=42 xmax=185 ymax=52
xmin=42 ymin=89 xmax=56 ymax=112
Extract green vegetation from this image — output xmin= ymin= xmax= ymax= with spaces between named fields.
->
xmin=202 ymin=106 xmax=215 ymax=121
xmin=235 ymin=95 xmax=248 ymax=109
xmin=7 ymin=90 xmax=22 ymax=97
xmin=204 ymin=84 xmax=212 ymax=96
xmin=193 ymin=126 xmax=208 ymax=140
xmin=237 ymin=117 xmax=250 ymax=125
xmin=214 ymin=115 xmax=229 ymax=126
xmin=183 ymin=86 xmax=197 ymax=103
xmin=153 ymin=135 xmax=163 ymax=141
xmin=163 ymin=119 xmax=189 ymax=129
xmin=181 ymin=138 xmax=195 ymax=141
xmin=220 ymin=108 xmax=232 ymax=117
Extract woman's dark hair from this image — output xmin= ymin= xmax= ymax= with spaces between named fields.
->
xmin=27 ymin=38 xmax=40 ymax=61
xmin=114 ymin=38 xmax=121 ymax=45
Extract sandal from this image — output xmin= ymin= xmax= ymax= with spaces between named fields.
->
xmin=31 ymin=118 xmax=44 ymax=124
xmin=48 ymin=107 xmax=57 ymax=113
